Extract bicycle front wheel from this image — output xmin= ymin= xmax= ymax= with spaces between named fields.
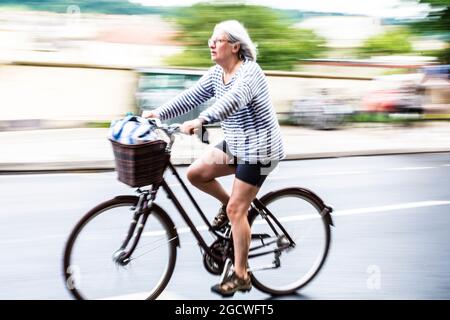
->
xmin=63 ymin=196 xmax=178 ymax=300
xmin=248 ymin=188 xmax=332 ymax=295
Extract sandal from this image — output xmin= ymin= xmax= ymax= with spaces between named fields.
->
xmin=211 ymin=204 xmax=229 ymax=230
xmin=211 ymin=272 xmax=252 ymax=297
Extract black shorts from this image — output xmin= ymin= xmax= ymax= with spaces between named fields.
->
xmin=215 ymin=140 xmax=278 ymax=187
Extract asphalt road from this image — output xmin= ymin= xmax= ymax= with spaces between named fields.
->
xmin=0 ymin=153 xmax=449 ymax=300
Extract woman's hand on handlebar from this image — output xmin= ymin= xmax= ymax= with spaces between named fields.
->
xmin=180 ymin=118 xmax=204 ymax=135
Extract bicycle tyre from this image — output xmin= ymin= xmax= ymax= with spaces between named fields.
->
xmin=63 ymin=195 xmax=178 ymax=300
xmin=248 ymin=187 xmax=332 ymax=296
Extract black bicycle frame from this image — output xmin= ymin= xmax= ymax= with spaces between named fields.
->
xmin=155 ymin=162 xmax=295 ymax=263
xmin=160 ymin=162 xmax=228 ymax=261
xmin=114 ymin=162 xmax=234 ymax=264
xmin=114 ymin=158 xmax=296 ymax=267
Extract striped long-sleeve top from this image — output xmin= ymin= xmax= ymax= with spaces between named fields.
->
xmin=153 ymin=59 xmax=285 ymax=162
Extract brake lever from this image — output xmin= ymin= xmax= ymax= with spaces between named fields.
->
xmin=195 ymin=126 xmax=210 ymax=144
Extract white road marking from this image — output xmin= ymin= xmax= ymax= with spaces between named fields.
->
xmin=176 ymin=225 xmax=208 ymax=234
xmin=386 ymin=167 xmax=436 ymax=171
xmin=142 ymin=230 xmax=169 ymax=237
xmin=314 ymin=170 xmax=371 ymax=176
xmin=156 ymin=200 xmax=450 ymax=235
xmin=267 ymin=165 xmax=443 ymax=179
xmin=167 ymin=183 xmax=182 ymax=187
xmin=331 ymin=200 xmax=450 ymax=218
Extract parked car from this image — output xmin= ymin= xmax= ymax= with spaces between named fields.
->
xmin=362 ymin=73 xmax=424 ymax=114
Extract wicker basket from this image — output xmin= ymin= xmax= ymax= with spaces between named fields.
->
xmin=109 ymin=139 xmax=170 ymax=187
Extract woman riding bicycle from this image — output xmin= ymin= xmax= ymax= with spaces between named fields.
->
xmin=143 ymin=20 xmax=285 ymax=297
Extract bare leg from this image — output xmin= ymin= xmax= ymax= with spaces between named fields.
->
xmin=226 ymin=178 xmax=260 ymax=280
xmin=186 ymin=147 xmax=236 ymax=205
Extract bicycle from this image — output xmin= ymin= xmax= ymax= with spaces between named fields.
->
xmin=63 ymin=121 xmax=334 ymax=300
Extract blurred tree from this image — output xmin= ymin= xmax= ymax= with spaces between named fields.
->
xmin=358 ymin=28 xmax=413 ymax=57
xmin=409 ymin=0 xmax=450 ymax=63
xmin=164 ymin=4 xmax=326 ymax=70
xmin=0 ymin=0 xmax=173 ymax=15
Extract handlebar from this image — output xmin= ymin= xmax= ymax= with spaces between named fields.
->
xmin=146 ymin=118 xmax=210 ymax=145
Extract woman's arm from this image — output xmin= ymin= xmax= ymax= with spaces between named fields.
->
xmin=149 ymin=67 xmax=215 ymax=120
xmin=198 ymin=63 xmax=263 ymax=124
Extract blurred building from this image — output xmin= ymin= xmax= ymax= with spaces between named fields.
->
xmin=0 ymin=10 xmax=182 ymax=67
xmin=0 ymin=10 xmax=187 ymax=124
xmin=0 ymin=9 xmax=447 ymax=126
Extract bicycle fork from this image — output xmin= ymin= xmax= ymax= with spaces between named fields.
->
xmin=112 ymin=189 xmax=155 ymax=266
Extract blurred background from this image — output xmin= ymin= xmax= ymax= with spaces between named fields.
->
xmin=0 ymin=0 xmax=448 ymax=129
xmin=0 ymin=1 xmax=450 ymax=301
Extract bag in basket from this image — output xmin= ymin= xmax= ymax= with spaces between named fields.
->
xmin=109 ymin=115 xmax=160 ymax=144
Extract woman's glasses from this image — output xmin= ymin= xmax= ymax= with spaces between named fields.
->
xmin=208 ymin=38 xmax=233 ymax=47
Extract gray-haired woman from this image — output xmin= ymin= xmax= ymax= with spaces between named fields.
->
xmin=143 ymin=20 xmax=285 ymax=297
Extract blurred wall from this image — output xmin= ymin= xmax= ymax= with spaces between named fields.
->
xmin=0 ymin=64 xmax=373 ymax=124
xmin=266 ymin=74 xmax=372 ymax=113
xmin=0 ymin=64 xmax=138 ymax=122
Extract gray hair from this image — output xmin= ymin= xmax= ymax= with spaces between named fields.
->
xmin=214 ymin=20 xmax=257 ymax=61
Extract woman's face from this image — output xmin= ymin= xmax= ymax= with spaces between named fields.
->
xmin=208 ymin=30 xmax=238 ymax=64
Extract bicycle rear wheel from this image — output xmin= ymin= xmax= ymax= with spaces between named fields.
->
xmin=248 ymin=188 xmax=332 ymax=295
xmin=63 ymin=196 xmax=178 ymax=300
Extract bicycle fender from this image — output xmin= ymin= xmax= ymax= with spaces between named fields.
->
xmin=149 ymin=203 xmax=181 ymax=248
xmin=114 ymin=195 xmax=139 ymax=202
xmin=258 ymin=187 xmax=335 ymax=227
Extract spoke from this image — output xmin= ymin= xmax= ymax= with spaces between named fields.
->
xmin=133 ymin=236 xmax=168 ymax=250
xmin=129 ymin=236 xmax=178 ymax=261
